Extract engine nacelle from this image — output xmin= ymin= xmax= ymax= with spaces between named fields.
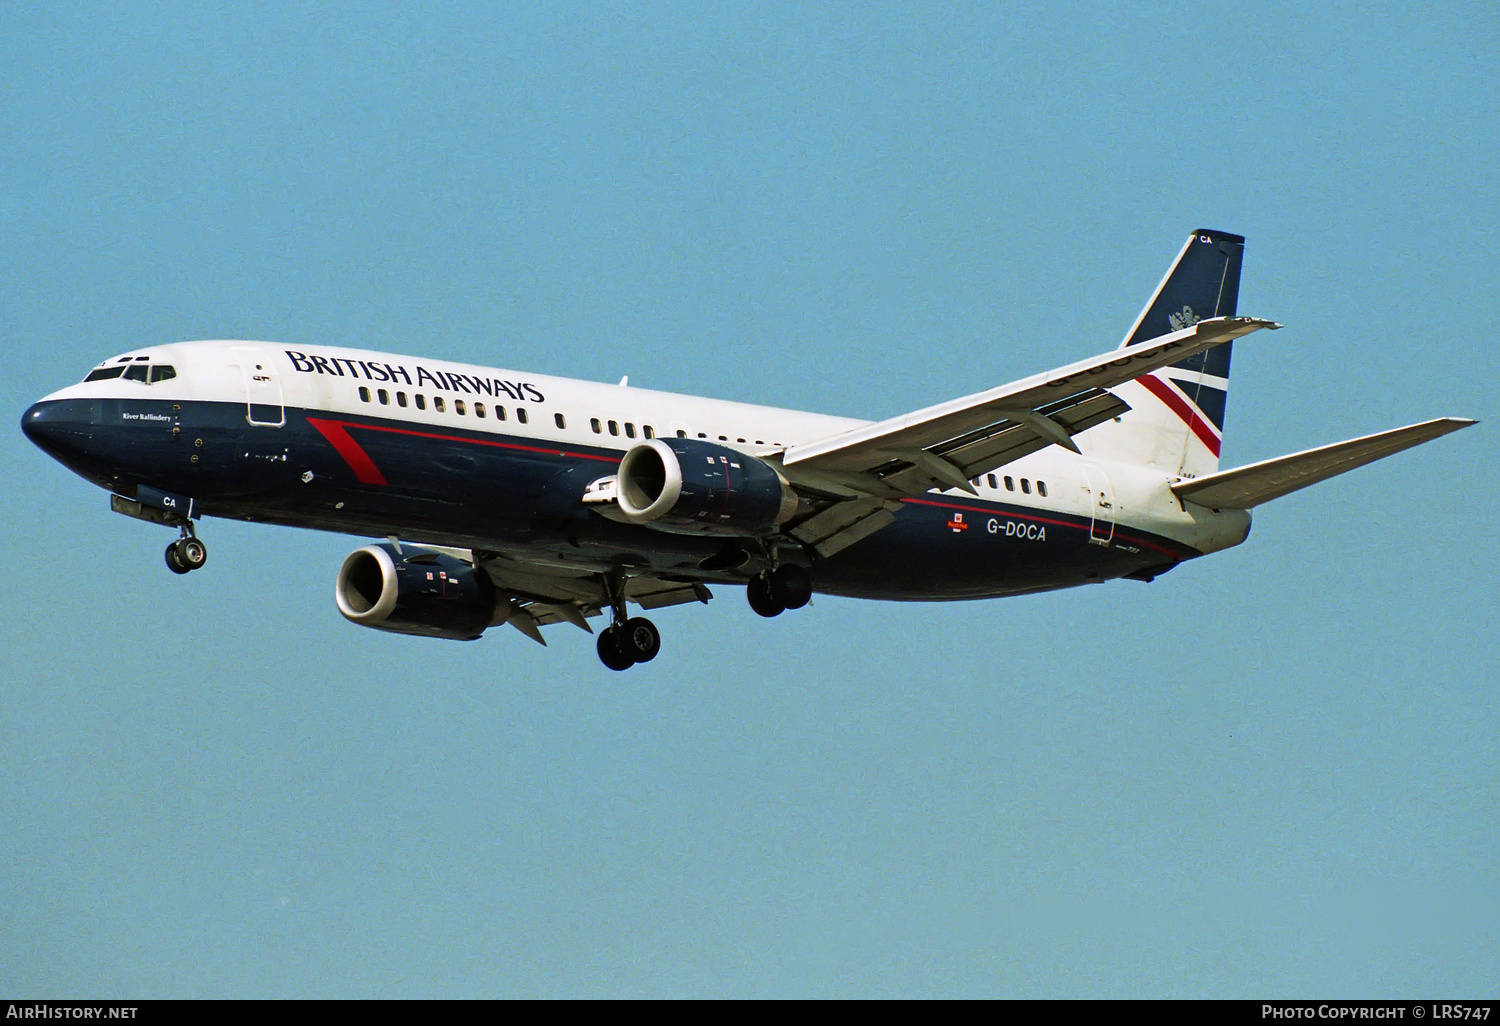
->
xmin=616 ymin=438 xmax=798 ymax=536
xmin=335 ymin=543 xmax=501 ymax=641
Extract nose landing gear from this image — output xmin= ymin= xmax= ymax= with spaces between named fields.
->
xmin=165 ymin=528 xmax=208 ymax=575
xmin=108 ymin=489 xmax=208 ymax=576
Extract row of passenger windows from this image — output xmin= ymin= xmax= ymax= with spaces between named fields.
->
xmin=589 ymin=418 xmax=777 ymax=447
xmin=971 ymin=472 xmax=1048 ymax=498
xmin=356 ymin=386 xmax=784 ymax=447
xmin=591 ymin=418 xmax=655 ymax=440
xmin=359 ymin=386 xmax=533 ymax=424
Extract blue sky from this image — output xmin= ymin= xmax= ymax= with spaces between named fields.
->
xmin=3 ymin=1 xmax=1495 ymax=998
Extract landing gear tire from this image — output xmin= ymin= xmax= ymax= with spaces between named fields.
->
xmin=622 ymin=617 xmax=661 ymax=663
xmin=165 ymin=537 xmax=207 ymax=575
xmin=768 ymin=565 xmax=811 ymax=610
xmin=597 ymin=626 xmax=638 ymax=671
xmin=747 ymin=575 xmax=785 ymax=618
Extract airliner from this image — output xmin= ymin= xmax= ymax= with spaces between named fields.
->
xmin=21 ymin=230 xmax=1474 ymax=669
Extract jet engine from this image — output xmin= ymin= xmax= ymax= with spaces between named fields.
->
xmin=335 ymin=543 xmax=502 ymax=641
xmin=615 ymin=438 xmax=798 ymax=536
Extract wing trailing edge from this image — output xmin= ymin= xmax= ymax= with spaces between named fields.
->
xmin=1171 ymin=417 xmax=1476 ymax=510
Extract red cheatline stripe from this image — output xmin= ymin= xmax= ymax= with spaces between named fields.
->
xmin=342 ymin=420 xmax=616 ymax=462
xmin=1136 ymin=373 xmax=1221 ymax=457
xmin=307 ymin=418 xmax=388 ymax=486
xmin=305 ymin=417 xmax=621 ymax=486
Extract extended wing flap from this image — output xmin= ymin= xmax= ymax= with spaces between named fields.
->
xmin=477 ymin=555 xmax=712 ymax=638
xmin=787 ymin=498 xmax=900 ymax=558
xmin=783 ymin=317 xmax=1277 ymax=485
xmin=629 ymin=580 xmax=713 ymax=609
xmin=1172 ymin=417 xmax=1476 ymax=509
xmin=877 ymin=390 xmax=1131 ymax=495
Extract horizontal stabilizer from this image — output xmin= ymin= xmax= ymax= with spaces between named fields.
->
xmin=1172 ymin=418 xmax=1476 ymax=509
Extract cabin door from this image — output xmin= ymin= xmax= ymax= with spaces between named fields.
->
xmin=1081 ymin=463 xmax=1115 ymax=545
xmin=232 ymin=346 xmax=285 ymax=427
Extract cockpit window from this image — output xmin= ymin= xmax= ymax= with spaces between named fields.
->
xmin=83 ymin=363 xmax=177 ymax=384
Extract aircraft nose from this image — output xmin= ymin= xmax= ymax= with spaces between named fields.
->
xmin=21 ymin=398 xmax=101 ymax=461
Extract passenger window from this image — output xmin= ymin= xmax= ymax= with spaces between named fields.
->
xmin=555 ymin=413 xmax=567 ymax=429
xmin=378 ymin=389 xmax=390 ymax=405
xmin=988 ymin=474 xmax=998 ymax=489
xmin=359 ymin=386 xmax=371 ymax=402
xmin=608 ymin=421 xmax=619 ymax=436
xmin=495 ymin=406 xmax=507 ymax=421
xmin=1005 ymin=476 xmax=1015 ymax=491
xmin=434 ymin=396 xmax=446 ymax=413
xmin=677 ymin=430 xmax=687 ymax=438
xmin=625 ymin=423 xmax=636 ymax=439
xmin=1037 ymin=481 xmax=1048 ymax=498
xmin=475 ymin=403 xmax=486 ymax=418
xmin=591 ymin=418 xmax=602 ymax=434
xmin=415 ymin=394 xmax=426 ymax=410
xmin=397 ymin=392 xmax=408 ymax=408
xmin=1021 ymin=479 xmax=1031 ymax=494
xmin=516 ymin=409 xmax=528 ymax=424
xmin=455 ymin=399 xmax=467 ymax=415
xmin=643 ymin=425 xmax=655 ymax=439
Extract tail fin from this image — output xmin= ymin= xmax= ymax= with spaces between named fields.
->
xmin=1082 ymin=229 xmax=1246 ymax=478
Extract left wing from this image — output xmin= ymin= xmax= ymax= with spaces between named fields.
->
xmin=770 ymin=318 xmax=1275 ymax=555
xmin=779 ymin=316 xmax=1277 ymax=500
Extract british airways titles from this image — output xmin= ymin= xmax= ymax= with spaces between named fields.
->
xmin=284 ymin=350 xmax=547 ymax=405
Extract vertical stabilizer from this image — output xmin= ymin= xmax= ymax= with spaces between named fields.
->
xmin=1080 ymin=229 xmax=1245 ymax=478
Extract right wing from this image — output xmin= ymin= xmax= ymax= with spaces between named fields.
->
xmin=476 ymin=553 xmax=711 ymax=644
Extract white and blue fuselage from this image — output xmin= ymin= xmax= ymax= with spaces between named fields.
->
xmin=22 ymin=338 xmax=1245 ymax=601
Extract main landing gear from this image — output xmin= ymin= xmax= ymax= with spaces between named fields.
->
xmin=597 ymin=616 xmax=661 ymax=671
xmin=164 ymin=526 xmax=208 ymax=575
xmin=746 ymin=564 xmax=811 ymax=618
xmin=591 ymin=562 xmax=813 ymax=669
xmin=596 ymin=574 xmax=661 ymax=671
